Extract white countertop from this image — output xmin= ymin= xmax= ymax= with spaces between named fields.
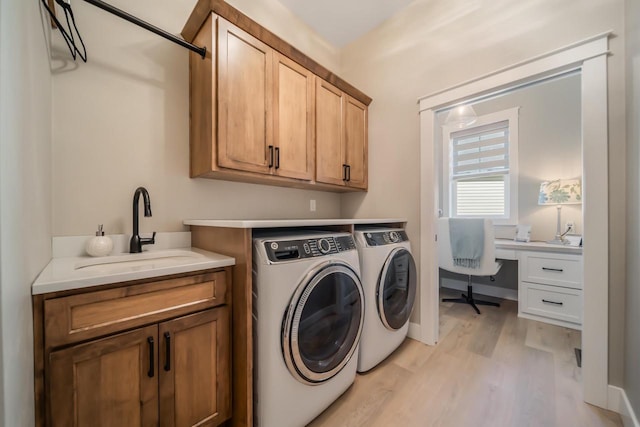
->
xmin=183 ymin=218 xmax=406 ymax=228
xmin=495 ymin=238 xmax=583 ymax=255
xmin=32 ymin=247 xmax=235 ymax=295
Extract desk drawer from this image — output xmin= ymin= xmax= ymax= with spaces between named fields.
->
xmin=521 ymin=252 xmax=582 ymax=289
xmin=495 ymin=248 xmax=517 ymax=260
xmin=521 ymin=282 xmax=582 ymax=325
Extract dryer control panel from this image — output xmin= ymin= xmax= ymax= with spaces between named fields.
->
xmin=363 ymin=229 xmax=409 ymax=246
xmin=265 ymin=235 xmax=356 ymax=262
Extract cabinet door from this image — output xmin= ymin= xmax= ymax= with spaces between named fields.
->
xmin=218 ymin=19 xmax=273 ymax=174
xmin=344 ymin=96 xmax=368 ymax=189
xmin=159 ymin=307 xmax=231 ymax=427
xmin=49 ymin=325 xmax=159 ymax=427
xmin=315 ymin=78 xmax=346 ymax=186
xmin=273 ymin=53 xmax=315 ymax=180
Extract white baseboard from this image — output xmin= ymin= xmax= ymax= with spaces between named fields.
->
xmin=441 ymin=280 xmax=518 ymax=301
xmin=608 ymin=385 xmax=640 ymax=427
xmin=407 ymin=322 xmax=421 ymax=341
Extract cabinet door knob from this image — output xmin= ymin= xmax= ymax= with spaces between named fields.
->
xmin=275 ymin=147 xmax=280 ymax=169
xmin=164 ymin=332 xmax=171 ymax=372
xmin=542 ymin=299 xmax=563 ymax=306
xmin=542 ymin=267 xmax=564 ymax=272
xmin=346 ymin=164 xmax=351 ymax=182
xmin=147 ymin=336 xmax=155 ymax=378
xmin=343 ymin=164 xmax=348 ymax=181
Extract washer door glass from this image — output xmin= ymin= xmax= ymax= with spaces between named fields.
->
xmin=377 ymin=248 xmax=417 ymax=330
xmin=283 ymin=262 xmax=364 ymax=384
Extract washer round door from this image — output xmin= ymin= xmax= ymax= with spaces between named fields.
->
xmin=282 ymin=261 xmax=364 ymax=385
xmin=377 ymin=248 xmax=417 ymax=330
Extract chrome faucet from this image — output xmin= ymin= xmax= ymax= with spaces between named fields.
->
xmin=129 ymin=187 xmax=156 ymax=253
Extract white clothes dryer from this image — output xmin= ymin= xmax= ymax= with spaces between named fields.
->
xmin=252 ymin=231 xmax=364 ymax=427
xmin=354 ymin=228 xmax=417 ymax=372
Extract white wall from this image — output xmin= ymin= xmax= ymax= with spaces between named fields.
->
xmin=339 ymin=0 xmax=626 ymax=384
xmin=51 ymin=0 xmax=343 ymax=237
xmin=624 ymin=0 xmax=640 ymax=416
xmin=0 ymin=0 xmax=53 ymax=425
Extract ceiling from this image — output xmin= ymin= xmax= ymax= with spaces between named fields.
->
xmin=278 ymin=0 xmax=414 ymax=48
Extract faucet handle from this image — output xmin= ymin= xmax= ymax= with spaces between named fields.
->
xmin=141 ymin=231 xmax=156 ymax=247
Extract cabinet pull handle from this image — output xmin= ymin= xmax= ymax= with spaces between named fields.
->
xmin=268 ymin=145 xmax=274 ymax=168
xmin=542 ymin=267 xmax=564 ymax=272
xmin=164 ymin=332 xmax=171 ymax=372
xmin=275 ymin=147 xmax=280 ymax=169
xmin=343 ymin=164 xmax=348 ymax=181
xmin=346 ymin=165 xmax=351 ymax=182
xmin=147 ymin=336 xmax=155 ymax=378
xmin=542 ymin=299 xmax=563 ymax=306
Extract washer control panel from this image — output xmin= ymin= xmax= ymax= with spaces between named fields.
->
xmin=265 ymin=235 xmax=356 ymax=262
xmin=363 ymin=229 xmax=409 ymax=246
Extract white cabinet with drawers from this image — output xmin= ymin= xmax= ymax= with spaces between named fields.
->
xmin=518 ymin=250 xmax=583 ymax=329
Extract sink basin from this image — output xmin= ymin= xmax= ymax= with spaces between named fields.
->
xmin=74 ymin=249 xmax=205 ymax=274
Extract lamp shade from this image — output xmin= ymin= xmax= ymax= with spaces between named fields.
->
xmin=538 ymin=178 xmax=582 ymax=205
xmin=445 ymin=104 xmax=477 ymax=128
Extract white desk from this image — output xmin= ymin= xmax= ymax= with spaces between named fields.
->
xmin=494 ymin=239 xmax=583 ymax=330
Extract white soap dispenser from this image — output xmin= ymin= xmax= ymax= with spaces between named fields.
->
xmin=85 ymin=224 xmax=114 ymax=257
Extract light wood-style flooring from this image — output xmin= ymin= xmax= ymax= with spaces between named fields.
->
xmin=309 ymin=289 xmax=621 ymax=427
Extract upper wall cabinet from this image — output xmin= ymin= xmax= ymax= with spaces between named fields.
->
xmin=316 ymin=79 xmax=368 ymax=190
xmin=273 ymin=52 xmax=315 ymax=181
xmin=217 ymin=19 xmax=273 ymax=175
xmin=183 ymin=0 xmax=371 ymax=192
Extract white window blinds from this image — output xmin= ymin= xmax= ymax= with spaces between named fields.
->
xmin=454 ymin=176 xmax=505 ymax=216
xmin=450 ymin=120 xmax=509 ymax=178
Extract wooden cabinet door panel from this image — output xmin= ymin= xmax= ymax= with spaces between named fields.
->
xmin=316 ymin=78 xmax=345 ymax=186
xmin=218 ymin=19 xmax=273 ymax=174
xmin=344 ymin=96 xmax=368 ymax=189
xmin=159 ymin=307 xmax=231 ymax=427
xmin=273 ymin=53 xmax=314 ymax=181
xmin=44 ymin=271 xmax=227 ymax=348
xmin=49 ymin=325 xmax=159 ymax=427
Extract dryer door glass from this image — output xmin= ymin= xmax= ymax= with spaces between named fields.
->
xmin=378 ymin=248 xmax=417 ymax=330
xmin=283 ymin=262 xmax=364 ymax=384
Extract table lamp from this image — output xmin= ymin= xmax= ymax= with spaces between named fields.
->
xmin=538 ymin=178 xmax=582 ymax=244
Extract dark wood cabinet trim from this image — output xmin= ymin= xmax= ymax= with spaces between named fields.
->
xmin=181 ymin=0 xmax=372 ymax=106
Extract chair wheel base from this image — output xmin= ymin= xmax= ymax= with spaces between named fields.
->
xmin=442 ymin=291 xmax=500 ymax=314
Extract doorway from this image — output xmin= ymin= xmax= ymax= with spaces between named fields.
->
xmin=417 ymin=33 xmax=610 ymax=408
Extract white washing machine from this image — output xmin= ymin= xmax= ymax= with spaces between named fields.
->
xmin=252 ymin=231 xmax=364 ymax=427
xmin=354 ymin=228 xmax=417 ymax=372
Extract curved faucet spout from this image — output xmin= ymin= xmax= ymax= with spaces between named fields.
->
xmin=130 ymin=187 xmax=155 ymax=253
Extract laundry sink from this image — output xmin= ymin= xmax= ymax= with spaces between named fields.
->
xmin=74 ymin=249 xmax=205 ymax=274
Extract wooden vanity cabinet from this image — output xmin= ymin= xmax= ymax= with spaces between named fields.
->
xmin=34 ymin=268 xmax=232 ymax=427
xmin=316 ymin=78 xmax=368 ymax=190
xmin=49 ymin=325 xmax=160 ymax=427
xmin=184 ymin=0 xmax=370 ymax=192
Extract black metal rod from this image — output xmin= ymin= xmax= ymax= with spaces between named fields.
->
xmin=82 ymin=0 xmax=206 ymax=58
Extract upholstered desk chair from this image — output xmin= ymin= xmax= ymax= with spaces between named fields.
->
xmin=437 ymin=217 xmax=502 ymax=314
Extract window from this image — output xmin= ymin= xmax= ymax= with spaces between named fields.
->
xmin=443 ymin=107 xmax=519 ymax=224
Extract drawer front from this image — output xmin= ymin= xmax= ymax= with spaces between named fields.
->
xmin=521 ymin=252 xmax=582 ymax=289
xmin=520 ymin=282 xmax=582 ymax=325
xmin=495 ymin=248 xmax=517 ymax=261
xmin=45 ymin=270 xmax=228 ymax=348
